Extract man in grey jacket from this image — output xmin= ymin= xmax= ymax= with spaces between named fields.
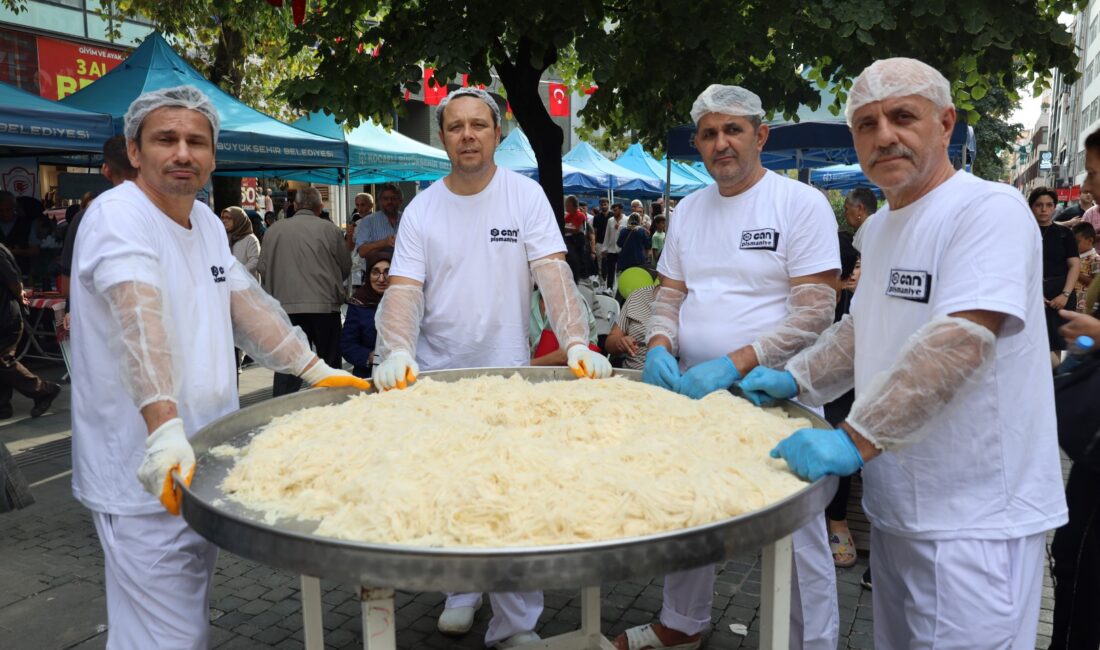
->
xmin=259 ymin=187 xmax=351 ymax=395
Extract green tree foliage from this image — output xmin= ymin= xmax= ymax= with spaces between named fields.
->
xmin=968 ymin=83 xmax=1024 ymax=181
xmin=280 ymin=0 xmax=1083 ymax=219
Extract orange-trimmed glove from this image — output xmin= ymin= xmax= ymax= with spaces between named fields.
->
xmin=567 ymin=344 xmax=612 ymax=379
xmin=136 ymin=418 xmax=194 ymax=516
xmin=375 ymin=350 xmax=419 ymax=390
xmin=300 ymin=360 xmax=372 ymax=391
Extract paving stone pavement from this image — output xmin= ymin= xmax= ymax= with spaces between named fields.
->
xmin=0 ymin=364 xmax=1058 ymax=649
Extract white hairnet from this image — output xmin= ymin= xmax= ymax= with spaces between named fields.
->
xmin=124 ymin=85 xmax=220 ymax=144
xmin=436 ymin=87 xmax=501 ymax=129
xmin=845 ymin=58 xmax=952 ymax=126
xmin=690 ymin=85 xmax=765 ymax=125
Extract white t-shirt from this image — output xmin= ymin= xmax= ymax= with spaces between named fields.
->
xmin=851 ymin=171 xmax=1067 ymax=540
xmin=658 ymin=171 xmax=840 ymax=368
xmin=70 ymin=181 xmax=239 ymax=515
xmin=390 ymin=167 xmax=565 ymax=370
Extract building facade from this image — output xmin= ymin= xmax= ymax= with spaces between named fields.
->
xmin=1044 ymin=3 xmax=1100 ymax=204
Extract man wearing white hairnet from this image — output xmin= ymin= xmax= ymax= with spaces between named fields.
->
xmin=740 ymin=58 xmax=1068 ymax=647
xmin=68 ymin=85 xmax=370 ymax=649
xmin=617 ymin=84 xmax=840 ymax=650
xmin=373 ymin=86 xmax=611 ymax=648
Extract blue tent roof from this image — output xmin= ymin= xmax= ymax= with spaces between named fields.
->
xmin=494 ymin=130 xmax=605 ymax=194
xmin=667 ymin=80 xmax=978 ymax=171
xmin=0 ymin=81 xmax=114 ymax=155
xmin=60 ymin=33 xmax=346 ymax=172
xmin=563 ymin=142 xmax=664 ymax=197
xmin=275 ymin=112 xmax=449 ymax=184
xmin=615 ymin=144 xmax=703 ymax=197
xmin=809 ymin=163 xmax=877 ymax=192
xmin=668 ymin=158 xmax=714 ymax=186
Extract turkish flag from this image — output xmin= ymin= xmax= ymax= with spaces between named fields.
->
xmin=291 ymin=0 xmax=305 ymax=25
xmin=423 ymin=68 xmax=447 ymax=105
xmin=584 ymin=85 xmax=598 ymax=95
xmin=548 ymin=82 xmax=569 ymax=116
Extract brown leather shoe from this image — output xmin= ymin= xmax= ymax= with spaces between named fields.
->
xmin=30 ymin=383 xmax=61 ymax=418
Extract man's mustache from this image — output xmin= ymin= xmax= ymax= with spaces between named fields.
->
xmin=868 ymin=145 xmax=914 ymax=166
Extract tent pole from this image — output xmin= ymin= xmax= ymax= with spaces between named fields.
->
xmin=663 ymin=157 xmax=672 ymax=215
xmin=343 ymin=168 xmax=354 ymax=298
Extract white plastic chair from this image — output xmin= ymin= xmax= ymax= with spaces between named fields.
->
xmin=593 ymin=295 xmax=620 ymax=337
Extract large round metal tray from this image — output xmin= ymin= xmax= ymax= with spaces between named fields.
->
xmin=182 ymin=367 xmax=836 ymax=592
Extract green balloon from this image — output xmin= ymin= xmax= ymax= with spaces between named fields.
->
xmin=618 ymin=267 xmax=656 ymax=300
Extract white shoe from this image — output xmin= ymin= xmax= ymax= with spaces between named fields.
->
xmin=437 ymin=596 xmax=482 ymax=636
xmin=493 ymin=631 xmax=541 ymax=648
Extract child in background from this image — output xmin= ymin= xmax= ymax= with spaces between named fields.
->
xmin=1073 ymin=223 xmax=1098 ymax=314
xmin=650 ymin=216 xmax=667 ymax=265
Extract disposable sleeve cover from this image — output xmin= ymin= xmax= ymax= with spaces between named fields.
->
xmin=227 ymin=263 xmax=315 ymax=376
xmin=531 ymin=258 xmax=587 ymax=350
xmin=846 ymin=315 xmax=997 ymax=451
xmin=786 ymin=314 xmax=856 ymax=407
xmin=374 ymin=283 xmax=424 ymax=359
xmin=645 ymin=285 xmax=687 ymax=354
xmin=103 ymin=276 xmax=178 ymax=410
xmin=751 ymin=282 xmax=836 ymax=369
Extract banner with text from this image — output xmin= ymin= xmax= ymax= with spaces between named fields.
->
xmin=37 ymin=36 xmax=126 ymax=100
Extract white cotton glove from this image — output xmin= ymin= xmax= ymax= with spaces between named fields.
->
xmin=136 ymin=418 xmax=194 ymax=516
xmin=300 ymin=360 xmax=372 ymax=390
xmin=567 ymin=344 xmax=612 ymax=379
xmin=375 ymin=350 xmax=419 ymax=390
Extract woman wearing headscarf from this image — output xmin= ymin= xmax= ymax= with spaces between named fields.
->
xmin=220 ymin=206 xmax=260 ymax=280
xmin=341 ymin=248 xmax=392 ymax=378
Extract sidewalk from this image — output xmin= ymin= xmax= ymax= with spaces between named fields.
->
xmin=0 ymin=363 xmax=1055 ymax=649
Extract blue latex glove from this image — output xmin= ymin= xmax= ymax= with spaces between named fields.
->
xmin=770 ymin=428 xmax=864 ymax=482
xmin=678 ymin=356 xmax=741 ymax=399
xmin=739 ymin=367 xmax=799 ymax=407
xmin=642 ymin=347 xmax=681 ymax=391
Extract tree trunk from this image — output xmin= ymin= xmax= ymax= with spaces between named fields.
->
xmin=209 ymin=23 xmax=246 ymax=213
xmin=495 ymin=38 xmax=565 ymax=230
xmin=210 ymin=24 xmax=245 ymax=93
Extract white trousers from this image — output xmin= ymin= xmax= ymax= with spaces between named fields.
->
xmin=446 ymin=591 xmax=544 ymax=645
xmin=661 ymin=517 xmax=839 ymax=649
xmin=870 ymin=527 xmax=1045 ymax=649
xmin=92 ymin=510 xmax=218 ymax=650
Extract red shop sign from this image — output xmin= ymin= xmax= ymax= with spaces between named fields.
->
xmin=37 ymin=36 xmax=126 ymax=100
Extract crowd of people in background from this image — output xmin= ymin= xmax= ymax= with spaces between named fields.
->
xmin=5 ymin=57 xmax=1100 ymax=650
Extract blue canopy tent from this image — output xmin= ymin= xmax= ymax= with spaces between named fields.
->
xmin=666 ymin=158 xmax=713 ymax=186
xmin=563 ymin=142 xmax=664 ymax=198
xmin=667 ymin=120 xmax=975 ymax=170
xmin=0 ymin=81 xmax=115 ymax=158
xmin=60 ymin=33 xmax=346 ymax=173
xmin=494 ymin=129 xmax=606 ymax=195
xmin=280 ymin=112 xmax=450 ymax=184
xmin=809 ymin=164 xmax=883 ymax=194
xmin=615 ymin=144 xmax=703 ymax=197
xmin=667 ymin=78 xmax=976 ymax=171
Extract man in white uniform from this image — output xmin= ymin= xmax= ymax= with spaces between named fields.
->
xmin=373 ymin=87 xmax=611 ymax=649
xmin=740 ymin=58 xmax=1069 ymax=648
xmin=615 ymin=85 xmax=840 ymax=650
xmin=69 ymin=86 xmax=370 ymax=650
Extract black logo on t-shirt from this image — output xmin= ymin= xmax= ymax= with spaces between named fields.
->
xmin=739 ymin=228 xmax=780 ymax=251
xmin=885 ymin=268 xmax=932 ymax=303
xmin=210 ymin=266 xmax=226 ymax=283
xmin=490 ymin=227 xmax=519 ymax=244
